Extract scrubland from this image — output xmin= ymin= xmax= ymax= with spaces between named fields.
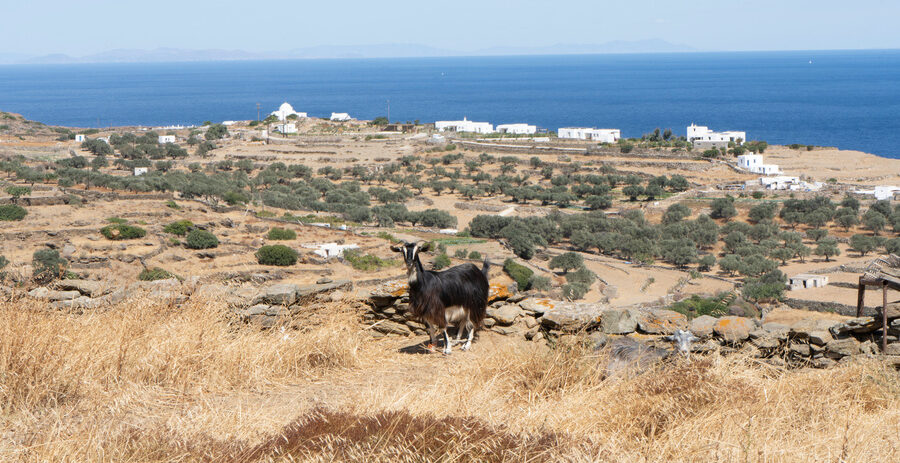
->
xmin=1 ymin=295 xmax=898 ymax=462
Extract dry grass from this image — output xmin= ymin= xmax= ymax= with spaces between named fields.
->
xmin=1 ymin=297 xmax=899 ymax=462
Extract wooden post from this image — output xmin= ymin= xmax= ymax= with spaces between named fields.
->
xmin=883 ymin=282 xmax=889 ymax=354
xmin=857 ymin=276 xmax=866 ymax=317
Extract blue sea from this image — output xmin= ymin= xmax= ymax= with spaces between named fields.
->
xmin=1 ymin=50 xmax=899 ymax=158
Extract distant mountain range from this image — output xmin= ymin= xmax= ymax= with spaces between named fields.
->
xmin=1 ymin=40 xmax=696 ymax=65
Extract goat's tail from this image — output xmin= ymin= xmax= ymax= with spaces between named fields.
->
xmin=481 ymin=257 xmax=491 ymax=278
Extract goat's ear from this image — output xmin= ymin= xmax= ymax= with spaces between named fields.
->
xmin=390 ymin=244 xmax=403 ymax=252
xmin=418 ymin=241 xmax=432 ymax=252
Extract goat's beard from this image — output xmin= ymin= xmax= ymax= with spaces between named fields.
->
xmin=405 ymin=262 xmax=418 ymax=284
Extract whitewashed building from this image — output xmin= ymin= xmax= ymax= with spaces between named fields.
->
xmin=158 ymin=135 xmax=176 ymax=144
xmin=330 ymin=112 xmax=352 ymax=122
xmin=853 ymin=186 xmax=900 ymax=201
xmin=496 ymin=123 xmax=537 ymax=135
xmin=687 ymin=124 xmax=746 ymax=146
xmin=737 ymin=154 xmax=781 ymax=175
xmin=435 ymin=117 xmax=494 ymax=134
xmin=74 ymin=134 xmax=85 ymax=142
xmin=134 ymin=167 xmax=149 ymax=176
xmin=302 ymin=242 xmax=359 ymax=259
xmin=789 ymin=274 xmax=828 ymax=291
xmin=274 ymin=123 xmax=297 ymax=134
xmin=271 ymin=102 xmax=307 ymax=121
xmin=558 ymin=128 xmax=621 ymax=143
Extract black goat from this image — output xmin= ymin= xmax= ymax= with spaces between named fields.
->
xmin=390 ymin=241 xmax=489 ymax=354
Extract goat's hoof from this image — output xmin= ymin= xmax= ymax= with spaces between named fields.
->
xmin=442 ymin=348 xmax=452 ymax=355
xmin=460 ymin=344 xmax=470 ymax=351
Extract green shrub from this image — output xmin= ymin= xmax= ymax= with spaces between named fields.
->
xmin=32 ymin=248 xmax=67 ymax=283
xmin=454 ymin=249 xmax=468 ymax=259
xmin=100 ymin=224 xmax=147 ymax=240
xmin=256 ymin=245 xmax=298 ymax=266
xmin=267 ymin=227 xmax=297 ymax=240
xmin=107 ymin=216 xmax=127 ymax=224
xmin=742 ymin=270 xmax=787 ymax=302
xmin=468 ymin=250 xmax=482 ymax=260
xmin=0 ymin=204 xmax=27 ymax=221
xmin=165 ymin=199 xmax=181 ymax=210
xmin=139 ymin=267 xmax=177 ymax=281
xmin=377 ymin=231 xmax=400 ymax=243
xmin=343 ymin=249 xmax=398 ymax=271
xmin=528 ymin=274 xmax=551 ymax=291
xmin=163 ymin=220 xmax=194 ymax=236
xmin=504 ymin=259 xmax=534 ymax=291
xmin=185 ymin=229 xmax=219 ymax=249
xmin=562 ymin=282 xmax=589 ymax=300
xmin=668 ymin=293 xmax=731 ymax=320
xmin=431 ymin=253 xmax=451 ymax=270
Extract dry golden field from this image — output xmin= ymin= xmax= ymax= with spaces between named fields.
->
xmin=1 ymin=295 xmax=899 ymax=462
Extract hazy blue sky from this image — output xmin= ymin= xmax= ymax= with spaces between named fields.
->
xmin=3 ymin=0 xmax=898 ymax=55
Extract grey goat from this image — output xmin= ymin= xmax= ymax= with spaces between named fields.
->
xmin=603 ymin=330 xmax=699 ymax=378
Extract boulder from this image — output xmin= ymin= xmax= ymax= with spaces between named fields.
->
xmin=28 ymin=287 xmax=81 ymax=301
xmin=790 ymin=319 xmax=840 ymax=339
xmin=372 ymin=320 xmax=412 ymax=336
xmin=538 ymin=301 xmax=605 ymax=332
xmin=519 ymin=297 xmax=558 ymax=316
xmin=690 ymin=315 xmax=718 ymax=338
xmin=761 ymin=322 xmax=790 ymax=340
xmin=808 ymin=330 xmax=833 ymax=346
xmin=636 ymin=309 xmax=688 ymax=334
xmin=876 ymin=303 xmax=900 ymax=321
xmin=55 ymin=279 xmax=106 ymax=297
xmin=829 ymin=317 xmax=881 ymax=336
xmin=253 ymin=283 xmax=300 ymax=306
xmin=884 ymin=343 xmax=900 ymax=356
xmin=61 ymin=244 xmax=76 ymax=258
xmin=825 ymin=338 xmax=860 ymax=358
xmin=713 ymin=316 xmax=754 ymax=342
xmin=601 ymin=309 xmax=639 ymax=335
xmin=487 ymin=304 xmax=522 ymax=326
xmin=296 ymin=280 xmax=352 ymax=303
xmin=492 ymin=325 xmax=523 ymax=336
xmin=750 ymin=332 xmax=780 ymax=350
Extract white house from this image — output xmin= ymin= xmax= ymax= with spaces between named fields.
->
xmin=74 ymin=134 xmax=85 ymax=142
xmin=737 ymin=154 xmax=781 ymax=175
xmin=302 ymin=242 xmax=359 ymax=259
xmin=271 ymin=102 xmax=307 ymax=121
xmin=134 ymin=167 xmax=149 ymax=176
xmin=435 ymin=117 xmax=494 ymax=134
xmin=274 ymin=123 xmax=297 ymax=134
xmin=330 ymin=112 xmax=352 ymax=122
xmin=496 ymin=123 xmax=537 ymax=135
xmin=558 ymin=128 xmax=621 ymax=143
xmin=158 ymin=135 xmax=176 ymax=144
xmin=687 ymin=124 xmax=746 ymax=146
xmin=854 ymin=186 xmax=900 ymax=201
xmin=789 ymin=274 xmax=828 ymax=291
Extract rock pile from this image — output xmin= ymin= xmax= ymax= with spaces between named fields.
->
xmin=366 ymin=280 xmax=900 ymax=367
xmin=229 ymin=279 xmax=353 ymax=327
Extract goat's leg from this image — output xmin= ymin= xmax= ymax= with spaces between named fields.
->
xmin=454 ymin=319 xmax=467 ymax=345
xmin=426 ymin=324 xmax=438 ymax=351
xmin=461 ymin=321 xmax=475 ymax=351
xmin=442 ymin=329 xmax=452 ymax=355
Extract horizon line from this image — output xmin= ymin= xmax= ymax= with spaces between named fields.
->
xmin=2 ymin=47 xmax=899 ymax=67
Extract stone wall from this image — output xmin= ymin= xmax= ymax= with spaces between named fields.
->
xmin=366 ymin=280 xmax=900 ymax=368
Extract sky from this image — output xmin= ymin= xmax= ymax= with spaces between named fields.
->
xmin=2 ymin=0 xmax=898 ymax=56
